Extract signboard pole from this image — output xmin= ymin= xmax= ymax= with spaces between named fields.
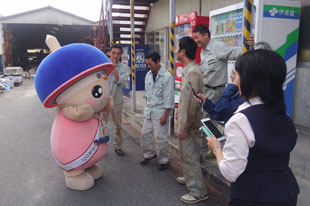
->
xmin=169 ymin=0 xmax=175 ymax=76
xmin=243 ymin=0 xmax=253 ymax=53
xmin=169 ymin=0 xmax=176 ymax=135
xmin=130 ymin=0 xmax=136 ymax=112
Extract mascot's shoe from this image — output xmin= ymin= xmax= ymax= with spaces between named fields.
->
xmin=86 ymin=164 xmax=103 ymax=180
xmin=64 ymin=170 xmax=94 ymax=190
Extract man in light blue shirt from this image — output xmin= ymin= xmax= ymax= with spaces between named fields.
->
xmin=140 ymin=51 xmax=174 ymax=171
xmin=109 ymin=44 xmax=131 ymax=156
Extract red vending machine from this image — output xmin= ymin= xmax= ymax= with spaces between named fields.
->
xmin=174 ymin=11 xmax=209 ymax=106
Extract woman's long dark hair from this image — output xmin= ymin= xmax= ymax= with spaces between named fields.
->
xmin=235 ymin=49 xmax=287 ymax=114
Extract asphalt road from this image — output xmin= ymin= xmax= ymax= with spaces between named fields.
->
xmin=0 ymin=78 xmax=228 ymax=206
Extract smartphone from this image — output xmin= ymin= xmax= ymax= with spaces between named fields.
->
xmin=201 ymin=118 xmax=226 ymax=141
xmin=189 ymin=81 xmax=203 ymax=102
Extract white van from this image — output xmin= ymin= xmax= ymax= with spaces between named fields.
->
xmin=4 ymin=67 xmax=24 ymax=86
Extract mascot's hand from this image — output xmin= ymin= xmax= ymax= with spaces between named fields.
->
xmin=62 ymin=104 xmax=94 ymax=121
xmin=102 ymin=97 xmax=113 ymax=112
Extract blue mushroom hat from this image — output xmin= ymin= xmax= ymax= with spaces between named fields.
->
xmin=35 ymin=43 xmax=114 ymax=108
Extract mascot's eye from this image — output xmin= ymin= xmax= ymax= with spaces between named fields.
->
xmin=92 ymin=85 xmax=103 ymax=98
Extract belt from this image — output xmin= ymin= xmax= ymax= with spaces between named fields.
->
xmin=204 ymin=84 xmax=226 ymax=90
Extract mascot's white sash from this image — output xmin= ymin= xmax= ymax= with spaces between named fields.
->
xmin=52 ymin=128 xmax=101 ymax=171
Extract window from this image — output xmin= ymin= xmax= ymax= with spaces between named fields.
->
xmin=145 ymin=28 xmax=169 ymax=69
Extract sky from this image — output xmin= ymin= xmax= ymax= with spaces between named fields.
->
xmin=0 ymin=0 xmax=103 ymax=21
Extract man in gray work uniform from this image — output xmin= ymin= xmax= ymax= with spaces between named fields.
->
xmin=192 ymin=24 xmax=243 ymax=104
xmin=140 ymin=51 xmax=174 ymax=171
xmin=109 ymin=44 xmax=131 ymax=156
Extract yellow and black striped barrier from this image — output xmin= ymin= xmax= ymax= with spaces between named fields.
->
xmin=243 ymin=0 xmax=253 ymax=53
xmin=169 ymin=21 xmax=175 ymax=76
xmin=131 ymin=34 xmax=135 ymax=84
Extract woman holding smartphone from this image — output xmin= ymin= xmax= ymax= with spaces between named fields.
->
xmin=207 ymin=49 xmax=299 ymax=206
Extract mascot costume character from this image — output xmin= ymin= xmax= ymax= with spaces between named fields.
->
xmin=35 ymin=35 xmax=114 ymax=190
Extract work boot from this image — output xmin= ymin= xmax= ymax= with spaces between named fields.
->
xmin=158 ymin=163 xmax=169 ymax=171
xmin=115 ymin=148 xmax=125 ymax=156
xmin=139 ymin=155 xmax=157 ymax=166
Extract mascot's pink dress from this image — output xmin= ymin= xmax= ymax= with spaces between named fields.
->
xmin=51 ymin=111 xmax=108 ymax=171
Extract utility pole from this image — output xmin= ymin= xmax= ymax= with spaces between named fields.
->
xmin=109 ymin=0 xmax=114 ymax=45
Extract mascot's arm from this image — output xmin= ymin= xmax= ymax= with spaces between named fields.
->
xmin=101 ymin=97 xmax=114 ymax=122
xmin=62 ymin=104 xmax=94 ymax=121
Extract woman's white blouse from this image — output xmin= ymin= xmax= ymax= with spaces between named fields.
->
xmin=219 ymin=97 xmax=263 ymax=182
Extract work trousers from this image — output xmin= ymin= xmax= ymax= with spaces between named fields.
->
xmin=111 ymin=103 xmax=123 ymax=149
xmin=179 ymin=130 xmax=207 ymax=197
xmin=205 ymin=86 xmax=225 ymax=104
xmin=141 ymin=118 xmax=169 ymax=164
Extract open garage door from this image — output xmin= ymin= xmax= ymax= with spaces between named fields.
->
xmin=3 ymin=23 xmax=96 ymax=70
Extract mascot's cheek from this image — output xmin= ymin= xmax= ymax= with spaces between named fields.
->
xmin=86 ymin=98 xmax=95 ymax=105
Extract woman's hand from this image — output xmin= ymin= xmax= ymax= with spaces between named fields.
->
xmin=206 ymin=136 xmax=221 ymax=152
xmin=195 ymin=93 xmax=206 ymax=105
xmin=207 ymin=136 xmax=224 ymax=166
xmin=232 ymin=71 xmax=240 ymax=87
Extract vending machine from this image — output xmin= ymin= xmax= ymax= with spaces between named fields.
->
xmin=174 ymin=11 xmax=209 ymax=106
xmin=209 ymin=0 xmax=300 ymax=117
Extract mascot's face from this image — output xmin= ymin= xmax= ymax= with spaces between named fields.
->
xmin=56 ymin=71 xmax=111 ymax=113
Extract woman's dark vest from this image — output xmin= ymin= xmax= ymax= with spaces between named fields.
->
xmin=230 ymin=104 xmax=299 ymax=202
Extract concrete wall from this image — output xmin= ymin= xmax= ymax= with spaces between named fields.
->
xmin=145 ymin=0 xmax=169 ymax=32
xmin=293 ymin=66 xmax=310 ymax=129
xmin=200 ymin=0 xmax=242 ymax=16
xmin=146 ymin=0 xmax=242 ymax=32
